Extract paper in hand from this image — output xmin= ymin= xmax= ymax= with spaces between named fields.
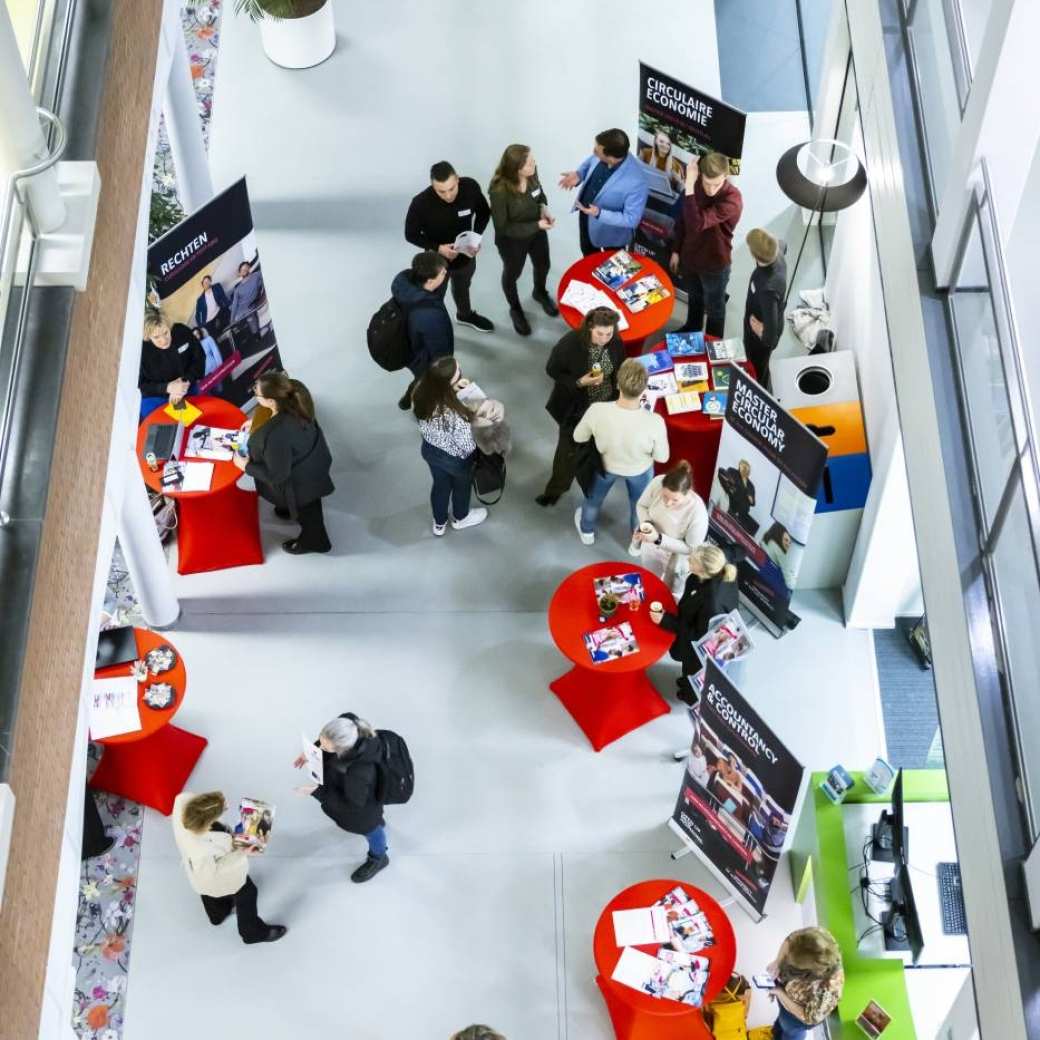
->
xmin=301 ymin=733 xmax=323 ymax=785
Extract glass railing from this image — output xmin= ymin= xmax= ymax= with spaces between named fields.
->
xmin=947 ymin=160 xmax=1040 ymax=839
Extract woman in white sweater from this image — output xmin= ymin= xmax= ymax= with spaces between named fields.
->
xmin=172 ymin=790 xmax=286 ymax=945
xmin=630 ymin=460 xmax=709 ymax=596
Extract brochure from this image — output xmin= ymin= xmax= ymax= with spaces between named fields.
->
xmin=646 ymin=371 xmax=679 ymax=397
xmin=593 ymin=572 xmax=646 ymax=606
xmin=617 ymin=274 xmax=672 ymax=313
xmin=180 ymin=461 xmax=215 ymax=492
xmin=666 ymin=331 xmax=706 ymax=357
xmin=610 ymin=946 xmax=709 ymax=1006
xmin=592 ymin=249 xmax=642 ymax=290
xmin=856 ymin=1000 xmax=892 ymax=1038
xmin=559 ymin=280 xmax=630 ymax=331
xmin=632 ymin=349 xmax=674 ymax=376
xmin=88 ymin=675 xmax=142 ymax=741
xmin=665 ymin=391 xmax=701 ymax=415
xmin=706 ymin=337 xmax=747 ymax=363
xmin=612 ymin=906 xmax=671 ymax=947
xmin=583 ymin=622 xmax=639 ymax=663
xmin=235 ymin=797 xmax=275 ymax=851
xmin=674 ymin=361 xmax=709 ymax=387
xmin=694 ymin=609 xmax=753 ymax=667
xmin=185 ymin=424 xmax=238 ymax=462
xmin=701 ymin=390 xmax=728 ymax=419
xmin=711 ymin=364 xmax=735 ymax=391
xmin=452 ymin=230 xmax=482 ymax=257
xmin=301 ymin=732 xmax=323 ymax=785
xmin=455 ymin=380 xmax=487 ymax=405
xmin=655 ymin=886 xmax=716 ymax=950
xmin=163 ymin=399 xmax=203 ymax=425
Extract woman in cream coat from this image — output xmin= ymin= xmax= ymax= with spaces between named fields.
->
xmin=630 ymin=460 xmax=709 ymax=596
xmin=172 ymin=790 xmax=286 ymax=945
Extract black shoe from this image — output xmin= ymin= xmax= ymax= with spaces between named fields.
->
xmin=397 ymin=390 xmax=413 ymax=411
xmin=457 ymin=311 xmax=495 ymax=333
xmin=533 ymin=291 xmax=559 ymax=317
xmin=243 ymin=924 xmax=288 ymax=945
xmin=510 ymin=308 xmax=532 ymax=336
xmin=350 ymin=853 xmax=390 ymax=883
xmin=274 ymin=506 xmax=291 ymax=520
xmin=282 ymin=539 xmax=331 ymax=555
xmin=535 ymin=493 xmax=559 ymax=507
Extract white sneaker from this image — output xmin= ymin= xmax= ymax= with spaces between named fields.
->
xmin=432 ymin=520 xmax=447 ymax=537
xmin=451 ymin=507 xmax=488 ymax=530
xmin=574 ymin=508 xmax=595 ymax=546
xmin=627 ymin=539 xmax=642 ymax=558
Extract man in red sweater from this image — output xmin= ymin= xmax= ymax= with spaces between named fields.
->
xmin=670 ymin=152 xmax=743 ymax=338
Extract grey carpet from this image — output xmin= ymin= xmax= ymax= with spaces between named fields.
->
xmin=874 ymin=619 xmax=945 ymax=769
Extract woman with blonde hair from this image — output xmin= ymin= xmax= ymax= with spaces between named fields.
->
xmin=489 ymin=144 xmax=557 ymax=336
xmin=138 ymin=314 xmax=205 ymax=419
xmin=766 ymin=927 xmax=844 ymax=1039
xmin=650 ymin=542 xmax=739 ymax=699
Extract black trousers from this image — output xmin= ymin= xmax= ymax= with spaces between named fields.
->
xmin=200 ymin=877 xmax=268 ymax=941
xmin=678 ymin=267 xmax=731 ymax=338
xmin=295 ymin=498 xmax=331 ymax=552
xmin=744 ymin=332 xmax=774 ymax=392
xmin=497 ymin=231 xmax=551 ymax=310
xmin=448 ymin=258 xmax=476 ymax=316
xmin=543 ymin=421 xmax=579 ymax=498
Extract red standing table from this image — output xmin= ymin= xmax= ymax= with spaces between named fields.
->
xmin=89 ymin=628 xmax=207 ymax=815
xmin=643 ymin=340 xmax=756 ymax=500
xmin=557 ymin=250 xmax=675 ymax=355
xmin=547 ymin=563 xmax=676 ymax=751
xmin=137 ymin=395 xmax=264 ymax=575
xmin=593 ymin=879 xmax=737 ymax=1040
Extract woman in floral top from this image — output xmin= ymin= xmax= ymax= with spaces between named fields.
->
xmin=766 ymin=927 xmax=844 ymax=1039
xmin=413 ymin=357 xmax=488 ymax=537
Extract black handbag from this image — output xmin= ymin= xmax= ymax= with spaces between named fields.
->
xmin=574 ymin=438 xmax=603 ymax=497
xmin=473 ymin=450 xmax=506 ymax=505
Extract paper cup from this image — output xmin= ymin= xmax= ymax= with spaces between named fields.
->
xmin=640 ymin=523 xmax=654 ymax=535
xmin=650 ymin=601 xmax=663 ymax=613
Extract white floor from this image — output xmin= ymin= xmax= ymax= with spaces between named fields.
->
xmin=122 ymin=4 xmax=867 ymax=1037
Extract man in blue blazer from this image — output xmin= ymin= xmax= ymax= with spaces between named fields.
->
xmin=559 ymin=129 xmax=649 ymax=256
xmin=194 ymin=274 xmax=230 ymax=334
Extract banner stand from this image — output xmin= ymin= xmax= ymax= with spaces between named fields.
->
xmin=667 ymin=821 xmax=766 ymax=923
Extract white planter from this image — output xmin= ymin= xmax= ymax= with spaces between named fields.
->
xmin=258 ymin=1 xmax=335 ymax=69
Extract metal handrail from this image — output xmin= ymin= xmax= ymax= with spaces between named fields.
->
xmin=0 ymin=105 xmax=66 ymax=527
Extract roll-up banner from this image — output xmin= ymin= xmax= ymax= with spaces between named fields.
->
xmin=146 ymin=177 xmax=284 ymax=407
xmin=669 ymin=660 xmax=804 ymax=920
xmin=708 ymin=369 xmax=828 ymax=636
xmin=634 ymin=63 xmax=747 ymax=264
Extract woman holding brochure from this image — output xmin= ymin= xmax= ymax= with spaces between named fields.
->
xmin=233 ymin=371 xmax=334 ymax=555
xmin=294 ymin=713 xmax=392 ymax=884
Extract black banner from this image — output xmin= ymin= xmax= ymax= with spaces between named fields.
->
xmin=146 ymin=178 xmax=284 ymax=407
xmin=670 ymin=661 xmax=803 ymax=917
xmin=708 ymin=369 xmax=827 ymax=634
xmin=634 ymin=63 xmax=747 ymax=263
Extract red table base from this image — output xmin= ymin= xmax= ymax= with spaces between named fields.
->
xmin=177 ymin=483 xmax=263 ymax=575
xmin=549 ymin=666 xmax=670 ymax=751
xmin=596 ymin=975 xmax=713 ymax=1040
xmin=90 ymin=724 xmax=208 ymax=815
xmin=654 ymin=421 xmax=724 ymax=500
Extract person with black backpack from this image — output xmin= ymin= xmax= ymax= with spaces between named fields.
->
xmin=293 ymin=712 xmax=413 ymax=883
xmin=388 ymin=250 xmax=454 ymax=410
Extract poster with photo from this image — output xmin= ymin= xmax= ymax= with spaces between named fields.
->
xmin=707 ymin=369 xmax=827 ymax=635
xmin=669 ymin=660 xmax=803 ymax=918
xmin=146 ymin=177 xmax=284 ymax=407
xmin=634 ymin=63 xmax=747 ymax=263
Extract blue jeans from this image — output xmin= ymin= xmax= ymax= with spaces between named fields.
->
xmin=773 ymin=1004 xmax=808 ymax=1040
xmin=421 ymin=440 xmax=475 ymax=526
xmin=580 ymin=467 xmax=653 ymax=535
xmin=365 ymin=825 xmax=388 ymax=858
xmin=679 ymin=266 xmax=731 ymax=338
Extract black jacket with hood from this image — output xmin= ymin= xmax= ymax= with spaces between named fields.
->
xmin=311 ymin=713 xmax=385 ymax=835
xmin=390 ymin=269 xmax=454 ymax=376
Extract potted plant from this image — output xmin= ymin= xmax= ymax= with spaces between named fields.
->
xmin=235 ymin=0 xmax=336 ymax=69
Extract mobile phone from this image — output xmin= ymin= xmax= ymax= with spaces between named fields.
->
xmin=753 ymin=974 xmax=777 ymax=990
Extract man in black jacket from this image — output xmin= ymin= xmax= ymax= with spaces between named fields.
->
xmin=139 ymin=316 xmax=206 ymax=420
xmin=742 ymin=229 xmax=788 ymax=392
xmin=405 ymin=161 xmax=494 ymax=333
xmin=391 ymin=251 xmax=454 ymax=410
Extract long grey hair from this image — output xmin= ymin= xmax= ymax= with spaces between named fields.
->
xmin=319 ymin=715 xmax=375 ymax=755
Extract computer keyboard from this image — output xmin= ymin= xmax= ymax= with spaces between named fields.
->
xmin=937 ymin=861 xmax=967 ymax=935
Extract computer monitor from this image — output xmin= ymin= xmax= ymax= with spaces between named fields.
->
xmin=871 ymin=767 xmax=907 ymax=864
xmin=882 ymin=861 xmax=925 ymax=963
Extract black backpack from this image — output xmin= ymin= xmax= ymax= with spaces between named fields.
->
xmin=473 ymin=450 xmax=506 ymax=505
xmin=375 ymin=729 xmax=414 ymax=805
xmin=367 ymin=298 xmax=412 ymax=372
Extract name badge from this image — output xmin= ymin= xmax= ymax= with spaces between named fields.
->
xmin=749 ymin=282 xmax=756 ymax=294
xmin=531 ymin=188 xmax=543 ymax=199
xmin=458 ymin=208 xmax=472 ymax=217
xmin=177 ymin=344 xmax=189 ymax=353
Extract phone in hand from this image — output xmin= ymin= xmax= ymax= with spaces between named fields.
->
xmin=753 ymin=974 xmax=777 ymax=990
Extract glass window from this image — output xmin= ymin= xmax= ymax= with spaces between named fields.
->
xmin=4 ymin=0 xmax=42 ymax=66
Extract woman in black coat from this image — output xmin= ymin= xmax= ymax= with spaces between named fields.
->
xmin=234 ymin=371 xmax=334 ymax=555
xmin=536 ymin=307 xmax=625 ymax=506
xmin=718 ymin=459 xmax=757 ymax=533
xmin=650 ymin=543 xmax=739 ymax=702
xmin=294 ymin=713 xmax=389 ymax=884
